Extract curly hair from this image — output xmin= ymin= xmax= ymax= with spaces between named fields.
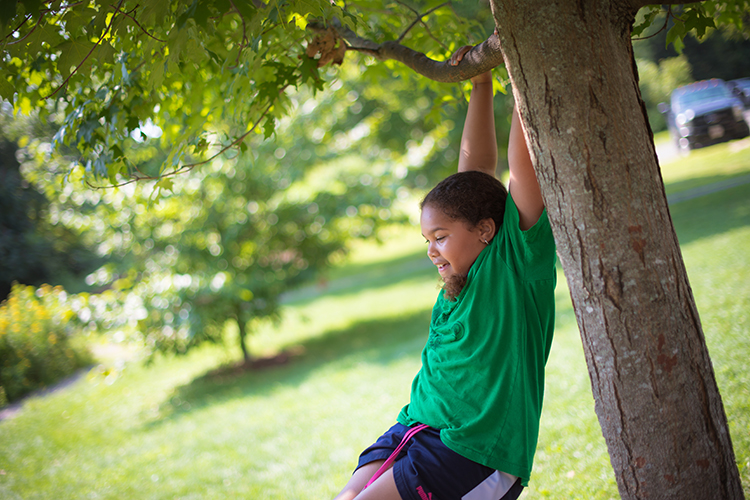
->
xmin=421 ymin=171 xmax=508 ymax=301
xmin=421 ymin=171 xmax=508 ymax=237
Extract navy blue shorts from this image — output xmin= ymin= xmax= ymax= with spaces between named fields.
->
xmin=357 ymin=423 xmax=524 ymax=500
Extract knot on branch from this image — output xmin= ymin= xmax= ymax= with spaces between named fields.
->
xmin=306 ymin=27 xmax=347 ymax=67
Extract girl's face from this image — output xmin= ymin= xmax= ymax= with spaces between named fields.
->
xmin=420 ymin=204 xmax=493 ymax=281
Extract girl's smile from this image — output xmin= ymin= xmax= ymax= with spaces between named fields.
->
xmin=420 ymin=204 xmax=494 ymax=281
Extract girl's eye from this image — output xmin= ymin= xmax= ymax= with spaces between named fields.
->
xmin=436 ymin=236 xmax=445 ymax=242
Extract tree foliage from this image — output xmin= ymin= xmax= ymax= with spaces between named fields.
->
xmin=0 ymin=0 xmax=494 ymax=187
xmin=1 ymin=1 xmax=748 ymax=185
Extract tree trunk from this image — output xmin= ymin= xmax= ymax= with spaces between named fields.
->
xmin=236 ymin=310 xmax=252 ymax=365
xmin=490 ymin=0 xmax=743 ymax=498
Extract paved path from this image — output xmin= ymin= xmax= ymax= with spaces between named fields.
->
xmin=656 ymin=137 xmax=750 ymax=204
xmin=0 ymin=369 xmax=89 ymax=421
xmin=667 ymin=173 xmax=750 ymax=204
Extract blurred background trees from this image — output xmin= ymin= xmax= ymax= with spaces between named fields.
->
xmin=0 ymin=109 xmax=102 ymax=301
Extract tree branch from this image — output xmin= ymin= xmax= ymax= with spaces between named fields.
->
xmin=111 ymin=4 xmax=167 ymax=43
xmin=310 ymin=20 xmax=504 ymax=83
xmin=628 ymin=0 xmax=703 ymax=10
xmin=3 ymin=14 xmax=32 ymax=42
xmin=394 ymin=1 xmax=450 ymax=43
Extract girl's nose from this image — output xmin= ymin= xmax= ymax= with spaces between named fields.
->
xmin=427 ymin=241 xmax=438 ymax=259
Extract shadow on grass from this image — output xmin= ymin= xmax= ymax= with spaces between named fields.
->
xmin=670 ymin=182 xmax=750 ymax=246
xmin=145 ymin=308 xmax=432 ymax=427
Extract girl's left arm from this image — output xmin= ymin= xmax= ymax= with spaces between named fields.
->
xmin=507 ymin=105 xmax=545 ymax=230
xmin=450 ymin=35 xmax=544 ymax=230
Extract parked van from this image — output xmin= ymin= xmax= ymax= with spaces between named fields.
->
xmin=659 ymin=79 xmax=749 ymax=153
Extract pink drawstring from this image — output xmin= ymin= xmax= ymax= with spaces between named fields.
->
xmin=363 ymin=424 xmax=430 ymax=490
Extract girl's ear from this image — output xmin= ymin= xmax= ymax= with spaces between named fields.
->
xmin=478 ymin=218 xmax=496 ymax=242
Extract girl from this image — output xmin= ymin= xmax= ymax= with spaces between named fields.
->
xmin=334 ymin=36 xmax=556 ymax=500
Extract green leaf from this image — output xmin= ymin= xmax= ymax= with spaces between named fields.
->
xmin=22 ymin=21 xmax=65 ymax=58
xmin=298 ymin=54 xmax=322 ymax=89
xmin=0 ymin=76 xmax=15 ymax=101
xmin=147 ymin=59 xmax=166 ymax=91
xmin=155 ymin=177 xmax=175 ymax=192
xmin=141 ymin=1 xmax=171 ymax=26
xmin=111 ymin=144 xmax=124 ymax=160
xmin=671 ymin=35 xmax=685 ymax=54
xmin=682 ymin=5 xmax=716 ymax=39
xmin=107 ymin=160 xmax=123 ymax=183
xmin=192 ymin=137 xmax=209 ymax=155
xmin=61 ymin=8 xmax=91 ymax=37
xmin=93 ymin=155 xmax=107 ymax=178
xmin=56 ymin=38 xmax=95 ymax=79
xmin=126 ymin=114 xmax=140 ymax=133
xmin=77 ymin=118 xmax=100 ymax=145
xmin=631 ymin=6 xmax=660 ymax=38
xmin=263 ymin=115 xmax=275 ymax=138
xmin=193 ymin=0 xmax=213 ymax=29
xmin=176 ymin=0 xmax=198 ymax=29
xmin=233 ymin=0 xmax=257 ymax=21
xmin=665 ymin=19 xmax=686 ymax=52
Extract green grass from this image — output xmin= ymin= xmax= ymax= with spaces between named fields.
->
xmin=1 ymin=149 xmax=749 ymax=499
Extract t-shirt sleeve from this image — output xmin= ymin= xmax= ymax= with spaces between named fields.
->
xmin=501 ymin=194 xmax=556 ymax=281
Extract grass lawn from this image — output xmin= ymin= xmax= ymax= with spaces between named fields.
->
xmin=1 ymin=139 xmax=749 ymax=499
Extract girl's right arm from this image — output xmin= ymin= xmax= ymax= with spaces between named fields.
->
xmin=450 ymin=44 xmax=498 ymax=177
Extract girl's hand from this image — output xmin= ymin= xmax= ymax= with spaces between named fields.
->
xmin=449 ymin=45 xmax=474 ymax=67
xmin=449 ymin=29 xmax=500 ymax=84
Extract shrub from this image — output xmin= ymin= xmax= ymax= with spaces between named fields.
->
xmin=0 ymin=283 xmax=93 ymax=403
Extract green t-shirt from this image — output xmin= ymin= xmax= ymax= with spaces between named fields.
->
xmin=397 ymin=194 xmax=557 ymax=486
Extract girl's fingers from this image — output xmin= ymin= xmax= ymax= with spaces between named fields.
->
xmin=450 ymin=45 xmax=473 ymax=66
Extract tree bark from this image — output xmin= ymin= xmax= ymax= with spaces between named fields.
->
xmin=489 ymin=0 xmax=744 ymax=498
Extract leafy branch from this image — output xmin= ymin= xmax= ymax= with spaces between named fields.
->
xmin=44 ymin=0 xmax=127 ymax=99
xmin=86 ymin=98 xmax=276 ymax=189
xmin=632 ymin=6 xmax=674 ymax=41
xmin=4 ymin=1 xmax=86 ymax=46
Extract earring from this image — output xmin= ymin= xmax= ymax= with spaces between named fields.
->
xmin=483 ymin=238 xmax=489 ymax=245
